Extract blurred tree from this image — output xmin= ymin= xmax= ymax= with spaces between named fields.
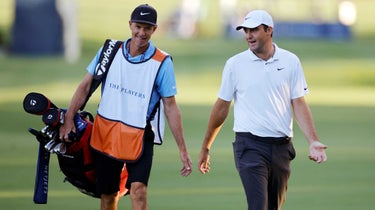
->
xmin=56 ymin=0 xmax=80 ymax=63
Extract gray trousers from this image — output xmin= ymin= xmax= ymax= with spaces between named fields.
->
xmin=233 ymin=132 xmax=296 ymax=210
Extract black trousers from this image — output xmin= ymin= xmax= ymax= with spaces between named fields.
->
xmin=233 ymin=132 xmax=296 ymax=210
xmin=93 ymin=123 xmax=155 ymax=195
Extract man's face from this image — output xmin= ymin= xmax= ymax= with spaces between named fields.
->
xmin=243 ymin=25 xmax=272 ymax=53
xmin=129 ymin=22 xmax=157 ymax=48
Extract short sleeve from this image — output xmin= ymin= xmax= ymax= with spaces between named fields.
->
xmin=218 ymin=60 xmax=235 ymax=102
xmin=86 ymin=47 xmax=103 ymax=75
xmin=155 ymin=56 xmax=177 ymax=97
xmin=291 ymin=58 xmax=309 ymax=99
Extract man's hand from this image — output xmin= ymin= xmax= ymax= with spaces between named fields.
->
xmin=198 ymin=149 xmax=211 ymax=174
xmin=309 ymin=141 xmax=328 ymax=163
xmin=59 ymin=115 xmax=76 ymax=142
xmin=180 ymin=151 xmax=192 ymax=177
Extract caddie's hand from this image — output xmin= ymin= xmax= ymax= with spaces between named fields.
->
xmin=198 ymin=148 xmax=211 ymax=174
xmin=180 ymin=151 xmax=192 ymax=177
xmin=309 ymin=141 xmax=328 ymax=163
xmin=59 ymin=117 xmax=76 ymax=142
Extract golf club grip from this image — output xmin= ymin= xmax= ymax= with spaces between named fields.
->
xmin=33 ymin=142 xmax=50 ymax=204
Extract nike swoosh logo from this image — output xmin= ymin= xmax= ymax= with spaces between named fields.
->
xmin=277 ymin=67 xmax=285 ymax=71
xmin=140 ymin=12 xmax=150 ymax=16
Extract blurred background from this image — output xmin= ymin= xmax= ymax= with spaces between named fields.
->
xmin=0 ymin=0 xmax=374 ymax=59
xmin=0 ymin=0 xmax=374 ymax=210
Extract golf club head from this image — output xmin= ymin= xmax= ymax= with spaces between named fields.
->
xmin=23 ymin=92 xmax=57 ymax=115
xmin=45 ymin=140 xmax=58 ymax=151
xmin=53 ymin=142 xmax=66 ymax=154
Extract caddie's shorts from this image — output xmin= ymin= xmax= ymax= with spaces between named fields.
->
xmin=233 ymin=132 xmax=296 ymax=210
xmin=92 ymin=124 xmax=154 ymax=195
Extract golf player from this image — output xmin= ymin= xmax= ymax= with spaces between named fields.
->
xmin=198 ymin=10 xmax=328 ymax=210
xmin=60 ymin=4 xmax=192 ymax=210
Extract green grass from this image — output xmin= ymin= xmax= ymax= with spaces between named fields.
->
xmin=1 ymin=37 xmax=375 ymax=210
xmin=1 ymin=0 xmax=375 ymax=209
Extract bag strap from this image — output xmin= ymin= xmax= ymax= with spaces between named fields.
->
xmin=80 ymin=39 xmax=122 ymax=110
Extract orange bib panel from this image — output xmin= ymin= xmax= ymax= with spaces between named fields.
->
xmin=90 ymin=115 xmax=144 ymax=162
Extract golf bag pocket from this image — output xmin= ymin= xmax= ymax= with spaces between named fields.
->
xmin=90 ymin=115 xmax=144 ymax=162
xmin=60 ymin=119 xmax=96 ymax=189
xmin=58 ymin=119 xmax=128 ymax=198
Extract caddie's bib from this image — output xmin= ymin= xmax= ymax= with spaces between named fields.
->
xmin=90 ymin=46 xmax=168 ymax=161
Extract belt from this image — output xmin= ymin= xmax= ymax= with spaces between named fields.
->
xmin=236 ymin=132 xmax=291 ymax=145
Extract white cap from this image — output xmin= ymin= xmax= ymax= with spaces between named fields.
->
xmin=236 ymin=10 xmax=274 ymax=30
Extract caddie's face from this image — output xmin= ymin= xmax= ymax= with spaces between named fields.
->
xmin=129 ymin=21 xmax=157 ymax=48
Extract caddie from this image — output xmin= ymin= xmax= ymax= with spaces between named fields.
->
xmin=60 ymin=4 xmax=192 ymax=210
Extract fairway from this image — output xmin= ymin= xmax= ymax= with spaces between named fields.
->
xmin=1 ymin=0 xmax=375 ymax=209
xmin=1 ymin=37 xmax=375 ymax=210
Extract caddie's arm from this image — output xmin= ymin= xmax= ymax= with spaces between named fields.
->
xmin=60 ymin=73 xmax=93 ymax=141
xmin=291 ymin=96 xmax=328 ymax=163
xmin=162 ymin=96 xmax=192 ymax=177
xmin=198 ymin=98 xmax=231 ymax=174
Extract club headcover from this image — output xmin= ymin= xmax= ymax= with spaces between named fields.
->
xmin=23 ymin=92 xmax=57 ymax=115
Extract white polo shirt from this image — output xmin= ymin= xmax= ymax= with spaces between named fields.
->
xmin=218 ymin=44 xmax=308 ymax=137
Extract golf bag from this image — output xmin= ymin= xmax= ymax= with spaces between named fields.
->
xmin=24 ymin=40 xmax=124 ymax=204
xmin=23 ymin=92 xmax=128 ymax=203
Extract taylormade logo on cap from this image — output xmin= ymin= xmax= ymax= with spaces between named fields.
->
xmin=131 ymin=4 xmax=157 ymax=26
xmin=236 ymin=10 xmax=274 ymax=30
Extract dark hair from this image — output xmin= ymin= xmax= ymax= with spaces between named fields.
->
xmin=262 ymin=24 xmax=273 ymax=37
